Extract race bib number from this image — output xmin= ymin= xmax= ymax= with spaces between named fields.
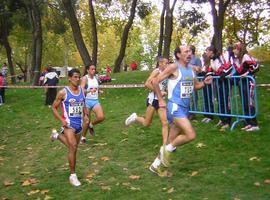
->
xmin=180 ymin=82 xmax=194 ymax=98
xmin=68 ymin=102 xmax=84 ymax=117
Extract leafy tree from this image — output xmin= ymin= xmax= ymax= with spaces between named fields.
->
xmin=62 ymin=0 xmax=92 ymax=69
xmin=0 ymin=0 xmax=25 ymax=84
xmin=224 ymin=0 xmax=270 ymax=46
xmin=113 ymin=0 xmax=138 ymax=73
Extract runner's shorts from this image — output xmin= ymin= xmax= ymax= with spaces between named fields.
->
xmin=167 ymin=101 xmax=189 ymax=124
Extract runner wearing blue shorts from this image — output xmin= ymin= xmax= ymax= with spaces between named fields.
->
xmin=151 ymin=45 xmax=212 ymax=173
xmin=51 ymin=68 xmax=85 ymax=186
xmin=80 ymin=65 xmax=105 ymax=143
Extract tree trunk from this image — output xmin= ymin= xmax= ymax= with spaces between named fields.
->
xmin=113 ymin=0 xmax=138 ymax=73
xmin=89 ymin=0 xmax=98 ymax=67
xmin=0 ymin=11 xmax=16 ymax=84
xmin=157 ymin=1 xmax=166 ymax=58
xmin=162 ymin=0 xmax=177 ymax=59
xmin=28 ymin=0 xmax=43 ymax=86
xmin=209 ymin=0 xmax=231 ymax=52
xmin=3 ymin=40 xmax=16 ymax=84
xmin=62 ymin=0 xmax=92 ymax=69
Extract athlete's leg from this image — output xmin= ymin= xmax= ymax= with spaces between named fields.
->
xmin=91 ymin=104 xmax=105 ymax=125
xmin=171 ymin=117 xmax=196 ymax=147
xmin=81 ymin=108 xmax=90 ymax=138
xmin=157 ymin=107 xmax=169 ymax=144
xmin=136 ymin=105 xmax=155 ymax=127
xmin=64 ymin=128 xmax=80 ymax=174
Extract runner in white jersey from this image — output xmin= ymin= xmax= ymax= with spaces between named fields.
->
xmin=80 ymin=65 xmax=105 ymax=143
xmin=51 ymin=68 xmax=84 ymax=186
xmin=125 ymin=57 xmax=169 ymax=145
xmin=151 ymin=45 xmax=212 ymax=174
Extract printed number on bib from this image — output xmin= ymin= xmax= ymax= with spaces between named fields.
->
xmin=69 ymin=102 xmax=83 ymax=117
xmin=180 ymin=82 xmax=194 ymax=98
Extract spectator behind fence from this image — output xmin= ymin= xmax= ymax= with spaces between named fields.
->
xmin=233 ymin=42 xmax=260 ymax=132
xmin=1 ymin=63 xmax=8 ymax=86
xmin=188 ymin=45 xmax=202 ymax=120
xmin=200 ymin=50 xmax=215 ymax=123
xmin=44 ymin=66 xmax=59 ymax=107
xmin=205 ymin=46 xmax=233 ymax=130
xmin=0 ymin=72 xmax=5 ymax=105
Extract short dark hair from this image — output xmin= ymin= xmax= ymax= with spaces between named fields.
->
xmin=68 ymin=68 xmax=80 ymax=77
xmin=189 ymin=45 xmax=196 ymax=54
xmin=174 ymin=46 xmax=181 ymax=60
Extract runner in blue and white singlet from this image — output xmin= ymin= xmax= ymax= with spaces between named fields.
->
xmin=151 ymin=45 xmax=212 ymax=171
xmin=61 ymin=86 xmax=85 ymax=134
xmin=167 ymin=62 xmax=195 ymax=123
xmin=51 ymin=68 xmax=84 ymax=186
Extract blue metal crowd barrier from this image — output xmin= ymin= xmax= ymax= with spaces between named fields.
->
xmin=189 ymin=75 xmax=258 ymax=130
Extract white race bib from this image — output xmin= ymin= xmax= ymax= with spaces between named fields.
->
xmin=68 ymin=102 xmax=84 ymax=117
xmin=180 ymin=82 xmax=194 ymax=98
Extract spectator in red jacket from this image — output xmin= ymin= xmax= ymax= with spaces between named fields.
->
xmin=130 ymin=61 xmax=137 ymax=71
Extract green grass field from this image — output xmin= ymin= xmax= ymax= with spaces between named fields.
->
xmin=0 ymin=67 xmax=270 ymax=200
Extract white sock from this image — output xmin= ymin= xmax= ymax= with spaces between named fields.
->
xmin=152 ymin=157 xmax=161 ymax=168
xmin=81 ymin=136 xmax=86 ymax=140
xmin=70 ymin=173 xmax=76 ymax=177
xmin=89 ymin=123 xmax=93 ymax=128
xmin=165 ymin=144 xmax=176 ymax=152
xmin=53 ymin=133 xmax=59 ymax=139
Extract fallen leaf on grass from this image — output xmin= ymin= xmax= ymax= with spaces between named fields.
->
xmin=129 ymin=175 xmax=140 ymax=180
xmin=92 ymin=162 xmax=98 ymax=166
xmin=26 ymin=147 xmax=32 ymax=150
xmin=249 ymin=157 xmax=261 ymax=161
xmin=40 ymin=189 xmax=49 ymax=194
xmin=190 ymin=171 xmax=198 ymax=177
xmin=27 ymin=189 xmax=40 ymax=196
xmin=167 ymin=187 xmax=175 ymax=193
xmin=123 ymin=168 xmax=128 ymax=171
xmin=122 ymin=182 xmax=131 ymax=186
xmin=254 ymin=182 xmax=260 ymax=187
xmin=0 ymin=145 xmax=6 ymax=150
xmin=196 ymin=143 xmax=206 ymax=148
xmin=101 ymin=156 xmax=110 ymax=161
xmin=88 ymin=156 xmax=95 ymax=159
xmin=234 ymin=198 xmax=240 ymax=200
xmin=101 ymin=186 xmax=111 ymax=191
xmin=93 ymin=143 xmax=107 ymax=146
xmin=120 ymin=138 xmax=128 ymax=143
xmin=20 ymin=171 xmax=31 ymax=175
xmin=4 ymin=181 xmax=14 ymax=187
xmin=44 ymin=195 xmax=54 ymax=200
xmin=264 ymin=179 xmax=270 ymax=184
xmin=21 ymin=178 xmax=38 ymax=186
xmin=0 ymin=157 xmax=4 ymax=161
xmin=86 ymin=172 xmax=96 ymax=180
xmin=130 ymin=186 xmax=141 ymax=191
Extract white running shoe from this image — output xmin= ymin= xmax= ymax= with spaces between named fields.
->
xmin=246 ymin=126 xmax=260 ymax=132
xmin=201 ymin=118 xmax=212 ymax=123
xmin=50 ymin=129 xmax=59 ymax=141
xmin=125 ymin=113 xmax=137 ymax=126
xmin=69 ymin=174 xmax=81 ymax=186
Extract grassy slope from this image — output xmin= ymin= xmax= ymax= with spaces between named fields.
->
xmin=0 ymin=69 xmax=270 ymax=200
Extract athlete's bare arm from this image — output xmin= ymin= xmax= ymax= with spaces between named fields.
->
xmin=152 ymin=63 xmax=177 ymax=107
xmin=194 ymin=75 xmax=212 ymax=90
xmin=52 ymin=89 xmax=68 ymax=127
xmin=144 ymin=69 xmax=159 ymax=91
xmin=80 ymin=76 xmax=87 ymax=94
